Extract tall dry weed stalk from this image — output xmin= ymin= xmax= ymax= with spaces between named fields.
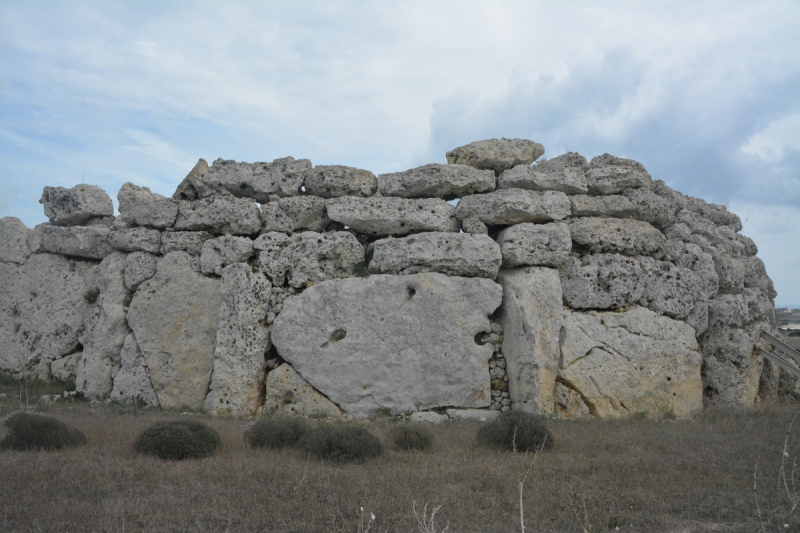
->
xmin=754 ymin=413 xmax=800 ymax=531
xmin=513 ymin=427 xmax=547 ymax=533
xmin=412 ymin=501 xmax=449 ymax=533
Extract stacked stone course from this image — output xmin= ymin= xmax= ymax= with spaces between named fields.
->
xmin=0 ymin=138 xmax=783 ymax=420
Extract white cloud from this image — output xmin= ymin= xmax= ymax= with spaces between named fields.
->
xmin=741 ymin=113 xmax=800 ymax=162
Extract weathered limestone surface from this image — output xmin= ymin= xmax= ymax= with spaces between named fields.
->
xmin=568 ymin=217 xmax=666 ymax=256
xmin=561 ymin=254 xmax=645 ymax=310
xmin=264 ymin=363 xmax=345 ymax=418
xmin=40 ymin=184 xmax=113 ymax=226
xmin=327 ymin=196 xmax=459 ymax=236
xmin=261 ymin=196 xmax=329 ymax=233
xmin=712 ymin=252 xmax=746 ymax=294
xmin=110 ymin=333 xmax=160 ymax=407
xmin=378 ymin=164 xmax=495 ymax=199
xmin=569 ymin=195 xmax=635 ymax=218
xmin=50 ymin=352 xmax=82 ymax=383
xmin=496 ymin=222 xmax=571 ymax=268
xmin=127 ymin=252 xmax=221 ymax=410
xmin=554 ymin=381 xmax=591 ymax=419
xmin=497 ymin=267 xmax=563 ymax=415
xmin=304 ymin=165 xmax=377 ymax=198
xmin=638 ymin=257 xmax=707 ymax=326
xmin=447 ymin=138 xmax=545 ymax=174
xmin=174 ymin=196 xmax=262 ymax=235
xmin=160 ymin=231 xmax=214 ymax=256
xmin=109 ymin=227 xmax=162 ymax=254
xmin=585 ymin=154 xmax=652 ymax=195
xmin=0 ymin=217 xmax=32 ymax=264
xmin=31 ymin=225 xmax=114 ymax=260
xmin=200 ymin=235 xmax=255 ymax=276
xmin=622 ymin=187 xmax=676 ymax=228
xmin=204 ymin=264 xmax=271 ymax=415
xmin=117 ymin=183 xmax=178 ymax=229
xmin=559 ymin=307 xmax=703 ymax=418
xmin=455 ymin=189 xmax=571 ymax=226
xmin=368 ymin=232 xmax=501 ymax=278
xmin=124 ymin=252 xmax=158 ymax=291
xmin=497 ymin=153 xmax=589 ymax=194
xmin=272 ymin=273 xmax=502 ymax=417
xmin=663 ymin=241 xmax=720 ymax=297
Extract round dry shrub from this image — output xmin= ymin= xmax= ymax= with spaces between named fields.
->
xmin=477 ymin=411 xmax=554 ymax=452
xmin=133 ymin=419 xmax=220 ymax=461
xmin=389 ymin=424 xmax=434 ymax=451
xmin=243 ymin=417 xmax=309 ymax=449
xmin=0 ymin=412 xmax=86 ymax=451
xmin=298 ymin=424 xmax=382 ymax=462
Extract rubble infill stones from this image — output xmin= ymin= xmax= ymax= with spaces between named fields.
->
xmin=568 ymin=217 xmax=666 ymax=256
xmin=368 ymin=232 xmax=502 ymax=278
xmin=117 ymin=183 xmax=178 ymax=229
xmin=174 ymin=196 xmax=262 ymax=235
xmin=326 ymin=196 xmax=459 ymax=236
xmin=378 ymin=163 xmax=495 ymax=199
xmin=497 ymin=153 xmax=589 ymax=194
xmin=446 ymin=138 xmax=545 ymax=175
xmin=496 ymin=222 xmax=571 ymax=268
xmin=40 ymin=184 xmax=114 ymax=226
xmin=304 ymin=165 xmax=377 ymax=198
xmin=455 ymin=189 xmax=570 ymax=226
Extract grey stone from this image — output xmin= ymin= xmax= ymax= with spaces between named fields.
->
xmin=560 ymin=254 xmax=645 ymax=310
xmin=742 ymin=256 xmax=777 ymax=299
xmin=445 ymin=409 xmax=500 ymax=421
xmin=585 ymin=154 xmax=652 ymax=195
xmin=117 ymin=183 xmax=178 ymax=229
xmin=446 ymin=138 xmax=545 ymax=175
xmin=707 ymin=289 xmax=774 ymax=330
xmin=497 ymin=153 xmax=589 ymax=194
xmin=304 ymin=165 xmax=377 ymax=198
xmin=622 ymin=187 xmax=676 ymax=228
xmin=204 ymin=264 xmax=272 ymax=415
xmin=40 ymin=184 xmax=114 ymax=226
xmin=110 ymin=333 xmax=159 ymax=407
xmin=461 ymin=216 xmax=488 ymax=234
xmin=261 ymin=196 xmax=329 ymax=233
xmin=174 ymin=196 xmax=262 ymax=235
xmin=378 ymin=163 xmax=495 ymax=199
xmin=271 ymin=273 xmax=502 ymax=417
xmin=127 ymin=252 xmax=221 ymax=410
xmin=263 ymin=363 xmax=345 ymax=418
xmin=685 ymin=196 xmax=742 ymax=231
xmin=651 ymin=180 xmax=689 ymax=211
xmin=327 ymin=196 xmax=459 ymax=236
xmin=368 ymin=232 xmax=501 ymax=278
xmin=638 ymin=256 xmax=708 ymax=334
xmin=200 ymin=235 xmax=255 ymax=276
xmin=712 ymin=251 xmax=746 ymax=294
xmin=0 ymin=217 xmax=31 ymax=264
xmin=124 ymin=251 xmax=157 ymax=291
xmin=172 ymin=158 xmax=209 ymax=201
xmin=662 ymin=241 xmax=719 ymax=297
xmin=410 ymin=411 xmax=449 ymax=423
xmin=568 ymin=217 xmax=666 ymax=257
xmin=455 ymin=189 xmax=571 ymax=226
xmin=160 ymin=231 xmax=214 ymax=255
xmin=255 ymin=231 xmax=365 ymax=288
xmin=109 ymin=227 xmax=162 ymax=253
xmin=31 ymin=225 xmax=114 ymax=260
xmin=663 ymin=223 xmax=692 ymax=242
xmin=675 ymin=210 xmax=717 ymax=241
xmin=496 ymin=222 xmax=571 ymax=268
xmin=259 ymin=198 xmax=294 ymax=233
xmin=50 ymin=352 xmax=82 ymax=383
xmin=554 ymin=381 xmax=591 ymax=419
xmin=569 ymin=195 xmax=635 ymax=218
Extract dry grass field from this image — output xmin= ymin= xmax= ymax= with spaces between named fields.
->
xmin=1 ymin=377 xmax=799 ymax=532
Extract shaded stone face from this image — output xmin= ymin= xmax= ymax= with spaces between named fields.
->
xmin=40 ymin=184 xmax=114 ymax=226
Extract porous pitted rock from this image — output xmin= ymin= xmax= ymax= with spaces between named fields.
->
xmin=199 ymin=235 xmax=255 ymax=276
xmin=124 ymin=252 xmax=157 ymax=291
xmin=368 ymin=232 xmax=501 ymax=278
xmin=569 ymin=195 xmax=635 ymax=218
xmin=461 ymin=216 xmax=488 ymax=234
xmin=30 ymin=225 xmax=114 ymax=260
xmin=559 ymin=307 xmax=703 ymax=418
xmin=446 ymin=138 xmax=545 ymax=175
xmin=264 ymin=363 xmax=345 ymax=418
xmin=378 ymin=164 xmax=495 ymax=199
xmin=304 ymin=165 xmax=377 ymax=198
xmin=109 ymin=227 xmax=162 ymax=253
xmin=742 ymin=256 xmax=777 ymax=299
xmin=0 ymin=217 xmax=32 ymax=264
xmin=172 ymin=158 xmax=208 ymax=201
xmin=110 ymin=333 xmax=159 ymax=407
xmin=585 ymin=154 xmax=652 ymax=195
xmin=117 ymin=183 xmax=178 ymax=228
xmin=568 ymin=217 xmax=666 ymax=256
xmin=259 ymin=199 xmax=293 ymax=233
xmin=76 ymin=252 xmax=131 ymax=399
xmin=271 ymin=273 xmax=502 ymax=417
xmin=174 ymin=196 xmax=262 ymax=235
xmin=40 ymin=184 xmax=114 ymax=226
xmin=638 ymin=256 xmax=709 ymax=333
xmin=663 ymin=241 xmax=719 ymax=297
xmin=160 ymin=230 xmax=214 ymax=256
xmin=497 ymin=153 xmax=589 ymax=194
xmin=261 ymin=195 xmax=329 ymax=233
xmin=712 ymin=251 xmax=746 ymax=294
xmin=707 ymin=289 xmax=774 ymax=330
xmin=554 ymin=381 xmax=591 ymax=419
xmin=560 ymin=254 xmax=645 ymax=310
xmin=50 ymin=352 xmax=82 ymax=383
xmin=622 ymin=187 xmax=676 ymax=228
xmin=127 ymin=252 xmax=221 ymax=410
xmin=684 ymin=195 xmax=742 ymax=231
xmin=326 ymin=196 xmax=459 ymax=236
xmin=497 ymin=267 xmax=563 ymax=415
xmin=255 ymin=231 xmax=365 ymax=288
xmin=495 ymin=222 xmax=571 ymax=268
xmin=204 ymin=264 xmax=271 ymax=415
xmin=455 ymin=189 xmax=571 ymax=226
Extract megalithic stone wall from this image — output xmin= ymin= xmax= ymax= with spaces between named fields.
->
xmin=0 ymin=138 xmax=784 ymax=419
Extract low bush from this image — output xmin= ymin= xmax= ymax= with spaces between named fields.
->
xmin=0 ymin=412 xmax=86 ymax=451
xmin=389 ymin=423 xmax=434 ymax=451
xmin=243 ymin=417 xmax=309 ymax=449
xmin=133 ymin=419 xmax=220 ymax=460
xmin=298 ymin=424 xmax=382 ymax=462
xmin=477 ymin=411 xmax=554 ymax=452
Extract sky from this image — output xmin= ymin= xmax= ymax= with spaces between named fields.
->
xmin=1 ymin=0 xmax=798 ymax=306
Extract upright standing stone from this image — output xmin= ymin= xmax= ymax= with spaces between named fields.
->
xmin=110 ymin=333 xmax=160 ymax=407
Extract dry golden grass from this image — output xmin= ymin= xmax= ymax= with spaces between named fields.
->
xmin=0 ymin=386 xmax=798 ymax=532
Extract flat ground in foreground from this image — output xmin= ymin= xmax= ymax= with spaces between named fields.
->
xmin=0 ymin=385 xmax=798 ymax=532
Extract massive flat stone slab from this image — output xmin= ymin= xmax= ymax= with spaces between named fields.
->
xmin=585 ymin=154 xmax=652 ymax=195
xmin=497 ymin=153 xmax=589 ymax=194
xmin=568 ymin=217 xmax=666 ymax=256
xmin=326 ymin=196 xmax=459 ymax=236
xmin=378 ymin=164 xmax=495 ymax=199
xmin=304 ymin=165 xmax=377 ymax=198
xmin=174 ymin=196 xmax=262 ymax=235
xmin=271 ymin=273 xmax=502 ymax=417
xmin=496 ymin=222 xmax=571 ymax=267
xmin=561 ymin=254 xmax=645 ymax=310
xmin=40 ymin=184 xmax=113 ymax=226
xmin=455 ymin=189 xmax=571 ymax=226
xmin=30 ymin=225 xmax=114 ymax=260
xmin=261 ymin=195 xmax=329 ymax=233
xmin=446 ymin=138 xmax=545 ymax=175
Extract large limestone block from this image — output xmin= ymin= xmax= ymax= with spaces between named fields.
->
xmin=160 ymin=230 xmax=214 ymax=255
xmin=568 ymin=217 xmax=666 ymax=257
xmin=675 ymin=210 xmax=717 ymax=241
xmin=255 ymin=231 xmax=365 ymax=288
xmin=378 ymin=163 xmax=495 ymax=199
xmin=497 ymin=153 xmax=589 ymax=194
xmin=368 ymin=232 xmax=501 ymax=278
xmin=124 ymin=251 xmax=157 ymax=291
xmin=261 ymin=195 xmax=329 ymax=233
xmin=174 ymin=196 xmax=262 ymax=235
xmin=172 ymin=158 xmax=210 ymax=201
xmin=326 ymin=196 xmax=459 ymax=236
xmin=40 ymin=184 xmax=113 ymax=226
xmin=638 ymin=256 xmax=706 ymax=324
xmin=707 ymin=288 xmax=773 ymax=330
xmin=663 ymin=241 xmax=719 ymax=297
xmin=559 ymin=307 xmax=703 ymax=418
xmin=622 ymin=188 xmax=676 ymax=229
xmin=497 ymin=267 xmax=563 ymax=415
xmin=554 ymin=381 xmax=591 ymax=419
xmin=569 ymin=195 xmax=635 ymax=218
xmin=304 ymin=165 xmax=377 ymax=198
xmin=110 ymin=333 xmax=160 ymax=407
xmin=0 ymin=254 xmax=96 ymax=377
xmin=496 ymin=222 xmax=571 ymax=268
xmin=700 ymin=322 xmax=769 ymax=407
xmin=455 ymin=189 xmax=571 ymax=226
xmin=200 ymin=235 xmax=255 ymax=276
xmin=0 ymin=217 xmax=31 ymax=264
xmin=446 ymin=138 xmax=545 ymax=175
xmin=31 ymin=225 xmax=114 ymax=260
xmin=76 ymin=253 xmax=131 ymax=398
xmin=585 ymin=154 xmax=652 ymax=195
xmin=560 ymin=254 xmax=645 ymax=310
xmin=264 ymin=363 xmax=345 ymax=418
xmin=117 ymin=183 xmax=178 ymax=229
xmin=742 ymin=256 xmax=777 ymax=300
xmin=685 ymin=196 xmax=742 ymax=231
xmin=109 ymin=227 xmax=162 ymax=253
xmin=271 ymin=273 xmax=503 ymax=417
xmin=204 ymin=264 xmax=271 ymax=415
xmin=127 ymin=252 xmax=222 ymax=410
xmin=712 ymin=251 xmax=746 ymax=294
